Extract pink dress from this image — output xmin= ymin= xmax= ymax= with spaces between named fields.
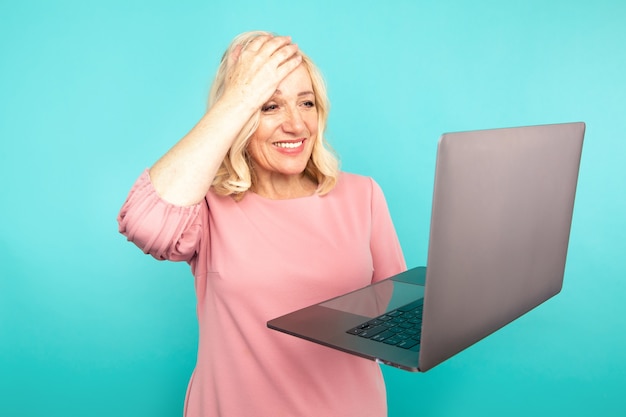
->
xmin=118 ymin=170 xmax=406 ymax=417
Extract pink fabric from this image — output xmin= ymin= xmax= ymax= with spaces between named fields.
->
xmin=118 ymin=170 xmax=406 ymax=417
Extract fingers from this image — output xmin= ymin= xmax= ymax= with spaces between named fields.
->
xmin=242 ymin=34 xmax=274 ymax=52
xmin=222 ymin=34 xmax=303 ymax=106
xmin=227 ymin=44 xmax=243 ymax=68
xmin=244 ymin=34 xmax=290 ymax=54
xmin=246 ymin=36 xmax=298 ymax=62
xmin=229 ymin=35 xmax=298 ymax=74
xmin=258 ymin=36 xmax=301 ymax=75
xmin=272 ymin=42 xmax=301 ymax=67
xmin=239 ymin=35 xmax=302 ymax=80
xmin=274 ymin=45 xmax=302 ymax=77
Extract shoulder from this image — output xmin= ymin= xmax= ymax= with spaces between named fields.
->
xmin=334 ymin=171 xmax=383 ymax=195
xmin=326 ymin=172 xmax=386 ymax=205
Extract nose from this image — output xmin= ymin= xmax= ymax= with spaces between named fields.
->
xmin=281 ymin=106 xmax=306 ymax=134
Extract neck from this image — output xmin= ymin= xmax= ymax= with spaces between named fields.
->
xmin=251 ymin=173 xmax=317 ymax=200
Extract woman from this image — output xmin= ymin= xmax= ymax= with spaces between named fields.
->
xmin=118 ymin=31 xmax=406 ymax=417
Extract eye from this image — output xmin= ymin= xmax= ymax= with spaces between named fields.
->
xmin=302 ymin=100 xmax=315 ymax=108
xmin=261 ymin=103 xmax=279 ymax=112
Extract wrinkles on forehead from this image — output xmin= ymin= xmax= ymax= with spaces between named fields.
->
xmin=272 ymin=89 xmax=315 ymax=97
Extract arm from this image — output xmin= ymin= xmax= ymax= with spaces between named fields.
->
xmin=369 ymin=179 xmax=407 ymax=282
xmin=117 ymin=170 xmax=204 ymax=262
xmin=149 ymin=35 xmax=302 ymax=206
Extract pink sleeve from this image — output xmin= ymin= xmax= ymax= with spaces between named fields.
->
xmin=369 ymin=179 xmax=407 ymax=282
xmin=117 ymin=170 xmax=203 ymax=262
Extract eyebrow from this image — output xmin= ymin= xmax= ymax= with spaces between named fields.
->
xmin=273 ymin=89 xmax=315 ymax=97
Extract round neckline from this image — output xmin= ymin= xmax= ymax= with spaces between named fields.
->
xmin=245 ymin=190 xmax=319 ymax=202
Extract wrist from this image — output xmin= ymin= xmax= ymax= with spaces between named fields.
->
xmin=217 ymin=87 xmax=262 ymax=115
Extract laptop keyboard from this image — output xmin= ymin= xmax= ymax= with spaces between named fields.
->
xmin=346 ymin=298 xmax=423 ymax=351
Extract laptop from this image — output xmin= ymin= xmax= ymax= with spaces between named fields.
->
xmin=268 ymin=122 xmax=585 ymax=372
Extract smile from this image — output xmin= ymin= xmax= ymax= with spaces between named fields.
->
xmin=273 ymin=140 xmax=304 ymax=149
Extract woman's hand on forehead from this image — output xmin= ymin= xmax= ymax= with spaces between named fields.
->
xmin=224 ymin=35 xmax=302 ymax=109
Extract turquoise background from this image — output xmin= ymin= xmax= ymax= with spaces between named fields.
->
xmin=1 ymin=0 xmax=624 ymax=415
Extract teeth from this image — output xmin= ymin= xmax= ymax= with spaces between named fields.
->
xmin=274 ymin=141 xmax=303 ymax=149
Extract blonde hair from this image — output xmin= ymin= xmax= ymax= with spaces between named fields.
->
xmin=208 ymin=31 xmax=340 ymax=200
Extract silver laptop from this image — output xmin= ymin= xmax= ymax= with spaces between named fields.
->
xmin=268 ymin=122 xmax=585 ymax=372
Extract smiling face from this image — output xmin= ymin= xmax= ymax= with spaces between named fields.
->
xmin=246 ymin=65 xmax=319 ymax=190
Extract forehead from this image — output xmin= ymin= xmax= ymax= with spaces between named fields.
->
xmin=274 ymin=65 xmax=313 ymax=96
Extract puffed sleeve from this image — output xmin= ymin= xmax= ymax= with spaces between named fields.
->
xmin=369 ymin=178 xmax=407 ymax=282
xmin=117 ymin=169 xmax=203 ymax=263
